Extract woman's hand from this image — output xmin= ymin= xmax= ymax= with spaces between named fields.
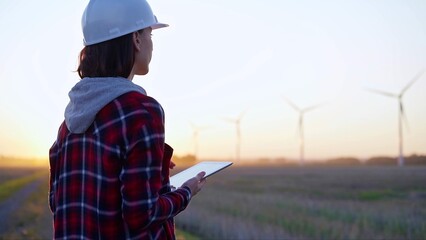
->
xmin=169 ymin=161 xmax=176 ymax=169
xmin=181 ymin=172 xmax=206 ymax=197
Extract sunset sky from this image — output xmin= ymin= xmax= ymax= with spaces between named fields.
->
xmin=0 ymin=0 xmax=425 ymax=162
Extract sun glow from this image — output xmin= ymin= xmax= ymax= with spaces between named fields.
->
xmin=0 ymin=0 xmax=426 ymax=162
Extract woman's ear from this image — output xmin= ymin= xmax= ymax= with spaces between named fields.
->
xmin=133 ymin=32 xmax=141 ymax=51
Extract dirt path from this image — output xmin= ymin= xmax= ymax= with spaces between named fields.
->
xmin=0 ymin=177 xmax=44 ymax=234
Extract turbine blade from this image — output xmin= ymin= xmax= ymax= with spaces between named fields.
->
xmin=223 ymin=117 xmax=236 ymax=124
xmin=401 ymin=69 xmax=425 ymax=95
xmin=238 ymin=109 xmax=248 ymax=120
xmin=364 ymin=88 xmax=398 ymax=98
xmin=282 ymin=96 xmax=301 ymax=112
xmin=303 ymin=103 xmax=323 ymax=113
xmin=293 ymin=116 xmax=300 ymax=139
xmin=199 ymin=126 xmax=212 ymax=131
xmin=400 ymin=102 xmax=410 ymax=133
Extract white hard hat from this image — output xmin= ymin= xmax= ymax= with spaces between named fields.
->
xmin=82 ymin=0 xmax=168 ymax=46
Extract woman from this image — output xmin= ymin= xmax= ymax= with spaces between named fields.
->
xmin=49 ymin=0 xmax=206 ymax=239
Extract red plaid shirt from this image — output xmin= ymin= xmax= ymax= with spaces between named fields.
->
xmin=49 ymin=92 xmax=191 ymax=240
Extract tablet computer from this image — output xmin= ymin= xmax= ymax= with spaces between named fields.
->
xmin=170 ymin=161 xmax=233 ymax=189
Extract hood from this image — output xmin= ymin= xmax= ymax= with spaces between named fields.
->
xmin=65 ymin=77 xmax=146 ymax=133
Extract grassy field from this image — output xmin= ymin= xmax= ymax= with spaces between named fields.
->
xmin=0 ymin=167 xmax=44 ymax=183
xmin=174 ymin=165 xmax=426 ymax=240
xmin=1 ymin=165 xmax=425 ymax=239
xmin=0 ymin=167 xmax=196 ymax=239
xmin=0 ymin=167 xmax=51 ymax=239
xmin=0 ymin=169 xmax=46 ymax=202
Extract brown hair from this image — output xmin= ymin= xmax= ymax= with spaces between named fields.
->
xmin=77 ymin=30 xmax=143 ymax=79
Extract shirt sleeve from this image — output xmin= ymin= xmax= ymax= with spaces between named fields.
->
xmin=119 ymin=106 xmax=191 ymax=232
xmin=48 ymin=141 xmax=57 ymax=213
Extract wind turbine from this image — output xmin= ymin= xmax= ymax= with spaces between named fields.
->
xmin=189 ymin=122 xmax=210 ymax=160
xmin=224 ymin=111 xmax=246 ymax=162
xmin=283 ymin=97 xmax=322 ymax=166
xmin=365 ymin=70 xmax=425 ymax=167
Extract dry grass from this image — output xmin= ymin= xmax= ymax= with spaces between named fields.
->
xmin=1 ymin=165 xmax=425 ymax=239
xmin=0 ymin=173 xmax=51 ymax=239
xmin=175 ymin=165 xmax=426 ymax=240
xmin=0 ymin=167 xmax=44 ymax=183
xmin=0 ymin=168 xmax=199 ymax=240
xmin=0 ymin=169 xmax=46 ymax=202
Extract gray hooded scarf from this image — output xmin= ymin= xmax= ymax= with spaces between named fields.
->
xmin=65 ymin=77 xmax=147 ymax=134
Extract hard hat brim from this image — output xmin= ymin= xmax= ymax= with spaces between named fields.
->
xmin=151 ymin=22 xmax=169 ymax=30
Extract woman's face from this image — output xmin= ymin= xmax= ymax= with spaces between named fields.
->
xmin=131 ymin=27 xmax=153 ymax=77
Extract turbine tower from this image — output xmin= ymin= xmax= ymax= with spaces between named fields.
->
xmin=189 ymin=122 xmax=210 ymax=160
xmin=224 ymin=111 xmax=246 ymax=162
xmin=365 ymin=70 xmax=425 ymax=167
xmin=283 ymin=97 xmax=322 ymax=166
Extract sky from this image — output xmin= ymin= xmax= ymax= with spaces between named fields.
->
xmin=0 ymin=0 xmax=425 ymax=162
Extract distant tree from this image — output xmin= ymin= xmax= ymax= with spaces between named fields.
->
xmin=325 ymin=157 xmax=361 ymax=166
xmin=365 ymin=156 xmax=397 ymax=165
xmin=365 ymin=155 xmax=426 ymax=166
xmin=405 ymin=154 xmax=426 ymax=165
xmin=273 ymin=157 xmax=288 ymax=164
xmin=172 ymin=154 xmax=197 ymax=166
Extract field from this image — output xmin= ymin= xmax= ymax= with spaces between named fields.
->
xmin=0 ymin=167 xmax=51 ymax=239
xmin=174 ymin=165 xmax=426 ymax=240
xmin=0 ymin=165 xmax=425 ymax=239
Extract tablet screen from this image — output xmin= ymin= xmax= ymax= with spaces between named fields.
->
xmin=170 ymin=161 xmax=233 ymax=189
